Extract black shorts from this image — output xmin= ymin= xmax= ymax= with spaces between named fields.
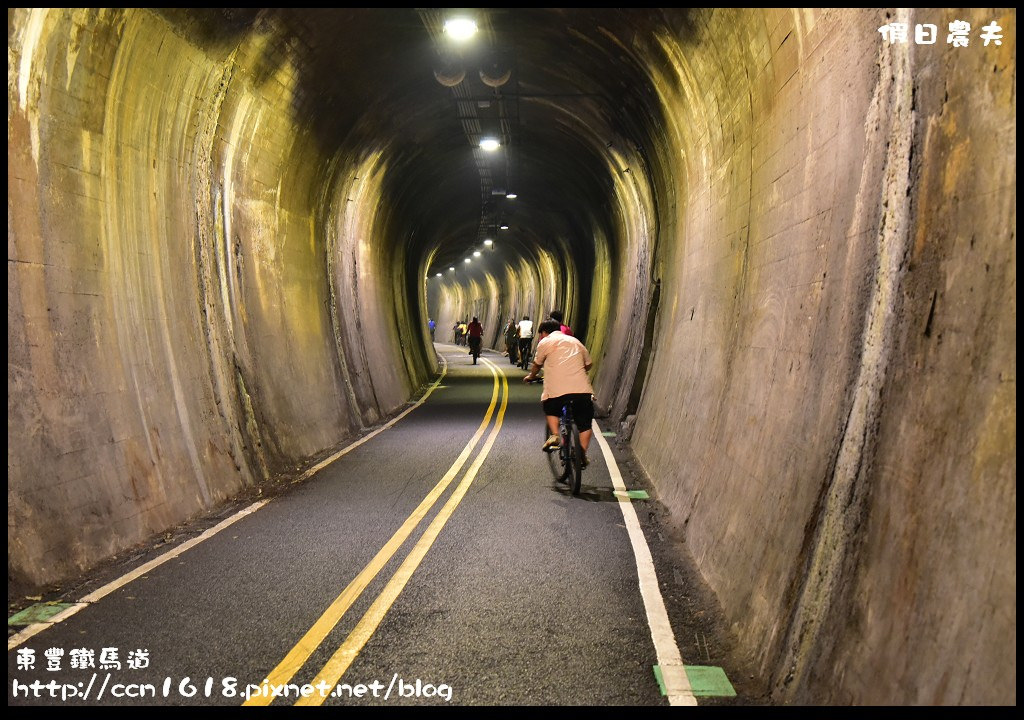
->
xmin=542 ymin=393 xmax=593 ymax=430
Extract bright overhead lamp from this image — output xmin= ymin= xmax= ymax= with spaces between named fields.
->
xmin=436 ymin=273 xmax=442 ymax=277
xmin=479 ymin=138 xmax=501 ymax=152
xmin=483 ymin=239 xmax=493 ymax=246
xmin=499 ymin=225 xmax=509 ymax=230
xmin=449 ymin=266 xmax=455 ymax=271
xmin=444 ymin=18 xmax=478 ymax=42
xmin=464 ymin=258 xmax=471 ymax=264
xmin=473 ymin=251 xmax=482 ymax=257
xmin=506 ymin=193 xmax=517 ymax=199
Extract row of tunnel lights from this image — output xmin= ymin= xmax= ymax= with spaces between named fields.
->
xmin=442 ymin=19 xmax=513 ymax=170
xmin=432 ymin=224 xmax=512 ymax=278
xmin=432 ymin=18 xmax=512 ymax=280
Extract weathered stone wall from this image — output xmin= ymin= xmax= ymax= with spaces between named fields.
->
xmin=629 ymin=7 xmax=1016 ymax=705
xmin=7 ymin=8 xmax=428 ymax=587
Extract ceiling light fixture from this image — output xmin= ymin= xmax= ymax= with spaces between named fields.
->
xmin=436 ymin=273 xmax=442 ymax=277
xmin=449 ymin=266 xmax=455 ymax=271
xmin=506 ymin=193 xmax=517 ymax=199
xmin=499 ymin=225 xmax=509 ymax=230
xmin=479 ymin=138 xmax=501 ymax=152
xmin=473 ymin=251 xmax=482 ymax=257
xmin=484 ymin=239 xmax=493 ymax=246
xmin=464 ymin=258 xmax=471 ymax=264
xmin=443 ymin=18 xmax=478 ymax=42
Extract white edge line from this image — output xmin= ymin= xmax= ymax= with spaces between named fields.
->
xmin=8 ymin=501 xmax=268 ymax=651
xmin=8 ymin=359 xmax=451 ymax=652
xmin=593 ymin=419 xmax=698 ymax=707
xmin=294 ymin=357 xmax=449 ymax=484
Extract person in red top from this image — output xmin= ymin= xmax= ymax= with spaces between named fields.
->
xmin=549 ymin=309 xmax=572 ymax=336
xmin=467 ymin=316 xmax=484 ymax=364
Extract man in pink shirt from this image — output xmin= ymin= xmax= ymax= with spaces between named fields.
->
xmin=523 ymin=319 xmax=595 ymax=465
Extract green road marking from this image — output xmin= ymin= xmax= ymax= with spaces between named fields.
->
xmin=602 ymin=431 xmax=617 ymax=437
xmin=613 ymin=489 xmax=650 ymax=500
xmin=684 ymin=666 xmax=736 ymax=697
xmin=8 ymin=603 xmax=76 ymax=626
xmin=653 ymin=665 xmax=667 ymax=696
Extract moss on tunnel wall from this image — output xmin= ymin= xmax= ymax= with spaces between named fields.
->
xmin=7 ymin=8 xmax=428 ymax=588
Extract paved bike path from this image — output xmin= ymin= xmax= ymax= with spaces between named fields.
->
xmin=8 ymin=344 xmax=668 ymax=706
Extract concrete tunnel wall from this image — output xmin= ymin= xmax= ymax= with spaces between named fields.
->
xmin=8 ymin=8 xmax=433 ymax=588
xmin=7 ymin=8 xmax=1016 ymax=705
xmin=625 ymin=8 xmax=1015 ymax=705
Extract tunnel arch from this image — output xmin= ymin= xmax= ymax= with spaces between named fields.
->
xmin=8 ymin=7 xmax=1015 ymax=705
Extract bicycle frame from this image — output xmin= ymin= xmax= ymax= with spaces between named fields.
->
xmin=527 ymin=376 xmax=584 ymax=495
xmin=554 ymin=400 xmax=583 ymax=495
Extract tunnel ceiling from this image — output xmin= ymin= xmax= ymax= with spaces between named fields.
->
xmin=160 ymin=7 xmax=672 ymax=277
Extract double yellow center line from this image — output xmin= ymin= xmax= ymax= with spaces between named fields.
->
xmin=245 ymin=355 xmax=509 ymax=706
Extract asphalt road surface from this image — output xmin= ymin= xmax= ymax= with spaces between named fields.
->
xmin=8 ymin=344 xmax=752 ymax=706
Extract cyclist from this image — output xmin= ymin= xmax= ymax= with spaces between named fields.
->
xmin=503 ymin=317 xmax=519 ymax=365
xmin=523 ymin=319 xmax=595 ymax=466
xmin=467 ymin=316 xmax=483 ymax=363
xmin=516 ymin=315 xmax=534 ymax=368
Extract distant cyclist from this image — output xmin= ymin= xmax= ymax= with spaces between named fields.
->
xmin=516 ymin=315 xmax=534 ymax=367
xmin=503 ymin=317 xmax=519 ymax=365
xmin=523 ymin=319 xmax=594 ymax=465
xmin=467 ymin=316 xmax=483 ymax=363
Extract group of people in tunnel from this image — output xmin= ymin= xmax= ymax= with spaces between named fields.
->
xmin=501 ymin=310 xmax=572 ymax=367
xmin=452 ymin=319 xmax=468 ymax=345
xmin=434 ymin=308 xmax=595 ymax=466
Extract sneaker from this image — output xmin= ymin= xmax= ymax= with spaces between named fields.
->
xmin=580 ymin=451 xmax=589 ymax=468
xmin=542 ymin=435 xmax=559 ymax=451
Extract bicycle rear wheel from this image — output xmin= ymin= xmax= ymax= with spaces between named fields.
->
xmin=569 ymin=423 xmax=583 ymax=495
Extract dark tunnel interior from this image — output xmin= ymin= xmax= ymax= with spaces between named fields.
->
xmin=7 ymin=8 xmax=1016 ymax=704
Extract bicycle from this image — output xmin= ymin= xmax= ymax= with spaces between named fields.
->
xmin=518 ymin=339 xmax=533 ymax=370
xmin=526 ymin=378 xmax=584 ymax=495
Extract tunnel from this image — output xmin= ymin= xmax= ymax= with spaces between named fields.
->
xmin=7 ymin=8 xmax=1016 ymax=706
